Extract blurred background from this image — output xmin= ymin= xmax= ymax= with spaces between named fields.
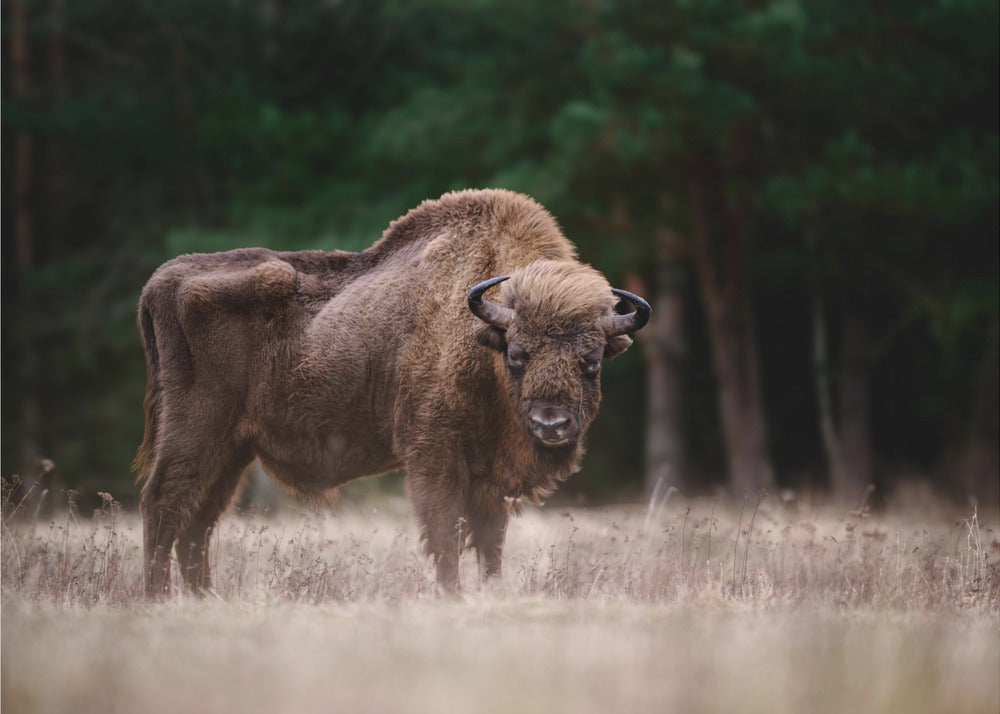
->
xmin=2 ymin=0 xmax=997 ymax=512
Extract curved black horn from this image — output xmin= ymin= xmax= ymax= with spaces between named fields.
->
xmin=468 ymin=276 xmax=515 ymax=329
xmin=601 ymin=288 xmax=651 ymax=336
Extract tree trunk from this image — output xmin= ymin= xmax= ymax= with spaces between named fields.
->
xmin=953 ymin=319 xmax=999 ymax=507
xmin=11 ymin=0 xmax=42 ymax=474
xmin=163 ymin=22 xmax=200 ymax=223
xmin=629 ymin=229 xmax=687 ymax=496
xmin=48 ymin=0 xmax=68 ymax=223
xmin=834 ymin=316 xmax=874 ymax=501
xmin=811 ymin=276 xmax=845 ymax=493
xmin=810 ymin=236 xmax=873 ymax=503
xmin=689 ymin=163 xmax=772 ymax=494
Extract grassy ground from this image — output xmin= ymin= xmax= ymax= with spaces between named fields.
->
xmin=2 ymin=486 xmax=999 ymax=713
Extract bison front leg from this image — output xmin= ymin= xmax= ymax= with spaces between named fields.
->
xmin=471 ymin=505 xmax=509 ymax=581
xmin=431 ymin=516 xmax=466 ymax=594
xmin=409 ymin=471 xmax=467 ymax=593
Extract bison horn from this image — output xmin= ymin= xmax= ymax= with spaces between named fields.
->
xmin=468 ymin=276 xmax=515 ymax=330
xmin=601 ymin=288 xmax=651 ymax=336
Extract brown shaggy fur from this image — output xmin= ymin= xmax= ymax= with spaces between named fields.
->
xmin=135 ymin=189 xmax=643 ymax=595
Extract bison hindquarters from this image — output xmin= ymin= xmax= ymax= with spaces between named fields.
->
xmin=139 ymin=408 xmax=252 ymax=597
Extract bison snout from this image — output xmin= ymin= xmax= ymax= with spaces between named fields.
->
xmin=528 ymin=406 xmax=578 ymax=446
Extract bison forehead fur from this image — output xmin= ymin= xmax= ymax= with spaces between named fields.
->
xmin=135 ymin=188 xmax=648 ymax=596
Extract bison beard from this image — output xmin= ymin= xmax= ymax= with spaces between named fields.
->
xmin=134 ymin=189 xmax=649 ymax=596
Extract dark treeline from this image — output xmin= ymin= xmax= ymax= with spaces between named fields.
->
xmin=3 ymin=0 xmax=997 ymax=509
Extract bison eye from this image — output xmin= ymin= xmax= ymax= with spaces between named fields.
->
xmin=507 ymin=343 xmax=528 ymax=371
xmin=582 ymin=345 xmax=604 ymax=378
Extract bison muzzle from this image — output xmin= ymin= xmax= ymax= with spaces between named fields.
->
xmin=134 ymin=189 xmax=649 ymax=596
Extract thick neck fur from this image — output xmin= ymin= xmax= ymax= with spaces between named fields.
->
xmin=485 ymin=369 xmax=585 ymax=509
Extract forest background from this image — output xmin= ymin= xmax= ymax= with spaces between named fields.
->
xmin=3 ymin=0 xmax=997 ymax=513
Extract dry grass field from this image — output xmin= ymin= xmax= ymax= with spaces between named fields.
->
xmin=2 ymin=482 xmax=999 ymax=714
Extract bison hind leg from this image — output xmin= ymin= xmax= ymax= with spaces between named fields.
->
xmin=141 ymin=438 xmax=251 ymax=599
xmin=140 ymin=463 xmax=201 ymax=599
xmin=174 ymin=445 xmax=252 ymax=594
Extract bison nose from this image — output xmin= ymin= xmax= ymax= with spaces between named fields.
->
xmin=528 ymin=406 xmax=576 ymax=445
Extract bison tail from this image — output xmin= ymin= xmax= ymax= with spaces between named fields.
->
xmin=132 ymin=298 xmax=160 ymax=482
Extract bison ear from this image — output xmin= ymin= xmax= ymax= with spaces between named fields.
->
xmin=604 ymin=334 xmax=633 ymax=361
xmin=473 ymin=321 xmax=507 ymax=352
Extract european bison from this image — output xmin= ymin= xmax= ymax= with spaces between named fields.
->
xmin=135 ymin=189 xmax=649 ymax=595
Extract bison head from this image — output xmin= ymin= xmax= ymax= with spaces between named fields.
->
xmin=468 ymin=260 xmax=649 ymax=452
